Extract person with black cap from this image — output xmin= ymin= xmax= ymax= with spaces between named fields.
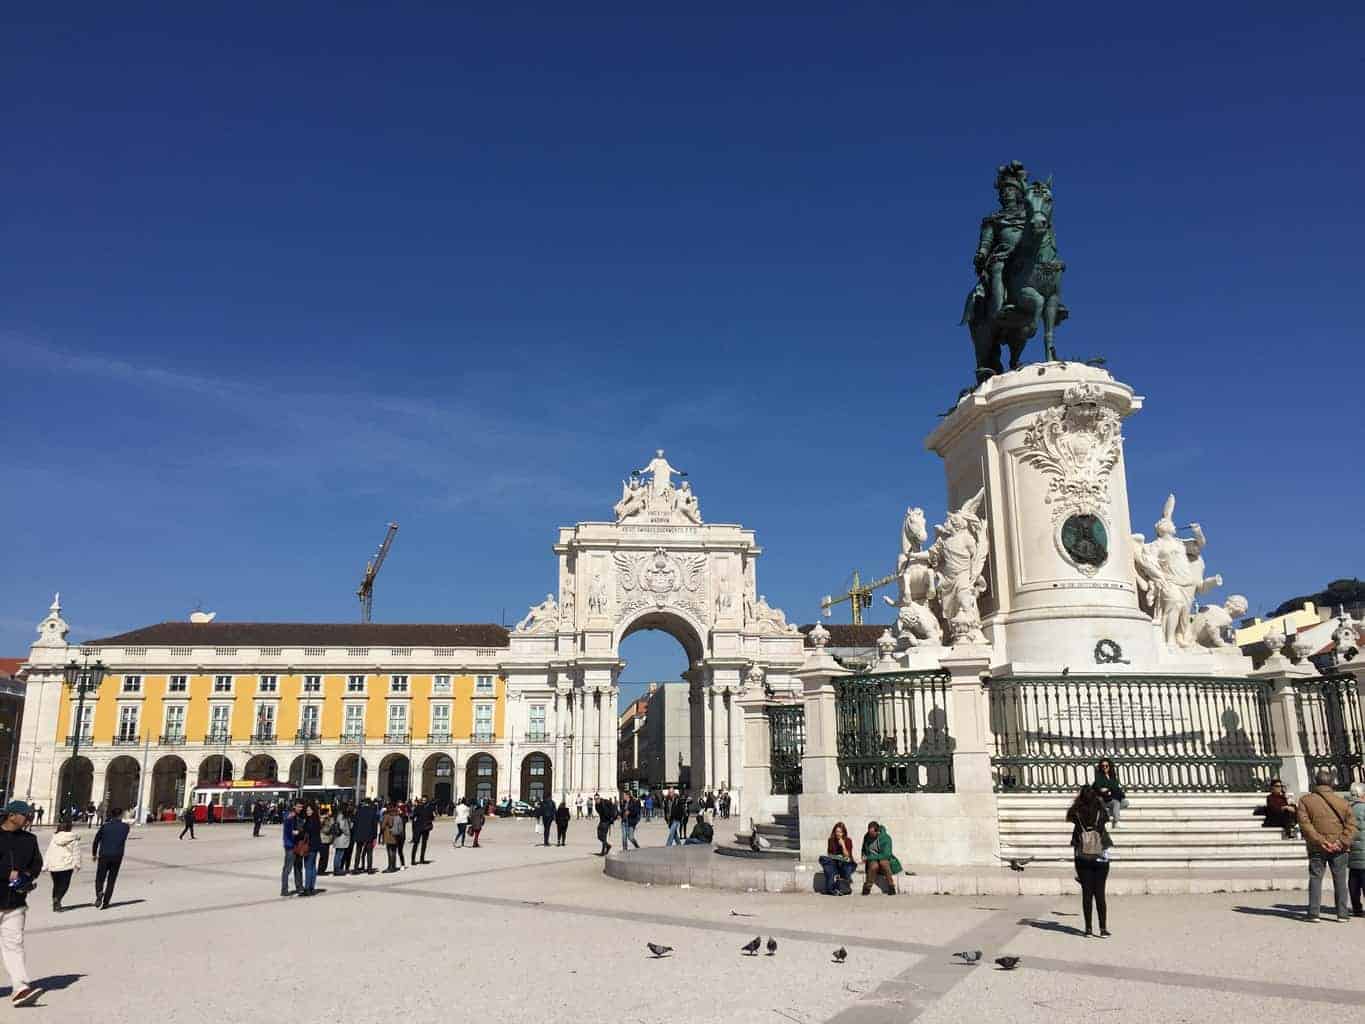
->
xmin=0 ymin=800 xmax=44 ymax=1007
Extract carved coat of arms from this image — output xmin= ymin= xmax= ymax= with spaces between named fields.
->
xmin=614 ymin=547 xmax=708 ymax=618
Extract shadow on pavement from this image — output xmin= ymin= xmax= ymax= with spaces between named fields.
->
xmin=103 ymin=899 xmax=148 ymax=910
xmin=1021 ymin=917 xmax=1087 ymax=937
xmin=1231 ymin=904 xmax=1308 ymax=921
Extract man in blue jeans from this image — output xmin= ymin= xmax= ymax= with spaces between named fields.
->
xmin=621 ymin=794 xmax=642 ymax=851
xmin=665 ymin=792 xmax=685 ymax=847
xmin=280 ymin=799 xmax=306 ymax=897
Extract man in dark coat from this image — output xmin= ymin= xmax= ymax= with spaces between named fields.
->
xmin=539 ymin=796 xmax=557 ymax=847
xmin=0 ymin=801 xmax=45 ymax=1006
xmin=350 ymin=799 xmax=378 ymax=874
xmin=595 ymin=795 xmax=618 ymax=856
xmin=251 ymin=800 xmax=265 ymax=837
xmin=553 ymin=799 xmax=571 ymax=846
xmin=92 ymin=808 xmax=131 ymax=909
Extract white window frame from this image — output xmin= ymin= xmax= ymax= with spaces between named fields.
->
xmin=389 ymin=674 xmax=409 ymax=695
xmin=213 ymin=674 xmax=233 ymax=694
xmin=253 ymin=701 xmax=277 ymax=738
xmin=386 ymin=701 xmax=409 ymax=736
xmin=346 ymin=674 xmax=366 ymax=694
xmin=473 ymin=701 xmax=494 ymax=740
xmin=167 ymin=674 xmax=188 ymax=694
xmin=302 ymin=674 xmax=322 ymax=694
xmin=122 ymin=674 xmax=143 ymax=694
xmin=342 ymin=702 xmax=366 ymax=739
xmin=208 ymin=703 xmax=232 ymax=741
xmin=116 ymin=703 xmax=141 ymax=741
xmin=258 ymin=674 xmax=279 ymax=694
xmin=475 ymin=674 xmax=494 ymax=695
xmin=430 ymin=701 xmax=452 ymax=736
xmin=74 ymin=704 xmax=95 ymax=740
xmin=299 ymin=703 xmax=321 ymax=739
xmin=163 ymin=703 xmax=187 ymax=738
xmin=433 ymin=674 xmax=452 ymax=694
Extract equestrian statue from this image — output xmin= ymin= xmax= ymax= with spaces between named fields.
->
xmin=961 ymin=160 xmax=1068 ymax=384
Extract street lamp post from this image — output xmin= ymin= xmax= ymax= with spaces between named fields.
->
xmin=62 ymin=654 xmax=108 ymax=818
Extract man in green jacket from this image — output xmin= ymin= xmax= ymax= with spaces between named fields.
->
xmin=860 ymin=821 xmax=901 ymax=896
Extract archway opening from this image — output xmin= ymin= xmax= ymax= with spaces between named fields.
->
xmin=378 ymin=753 xmax=410 ymax=802
xmin=288 ymin=754 xmax=323 ymax=788
xmin=334 ymin=754 xmax=368 ymax=791
xmin=244 ymin=754 xmax=278 ymax=782
xmin=58 ymin=755 xmax=94 ymax=813
xmin=422 ymin=754 xmax=454 ymax=809
xmin=465 ymin=753 xmax=497 ymax=805
xmin=520 ymin=753 xmax=552 ymax=803
xmin=104 ymin=755 xmax=140 ymax=815
xmin=617 ymin=613 xmax=701 ymax=797
xmin=152 ymin=755 xmax=188 ymax=815
xmin=198 ymin=755 xmax=233 ymax=786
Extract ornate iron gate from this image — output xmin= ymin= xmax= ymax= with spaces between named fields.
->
xmin=767 ymin=705 xmax=805 ymax=795
xmin=834 ymin=670 xmax=954 ymax=793
xmin=989 ymin=674 xmax=1281 ymax=793
xmin=1294 ymin=674 xmax=1365 ymax=785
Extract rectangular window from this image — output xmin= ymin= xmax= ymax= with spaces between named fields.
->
xmin=167 ymin=675 xmax=188 ymax=694
xmin=431 ymin=703 xmax=451 ymax=735
xmin=209 ymin=704 xmax=231 ymax=740
xmin=164 ymin=705 xmax=186 ymax=738
xmin=213 ymin=675 xmax=233 ymax=693
xmin=433 ymin=674 xmax=451 ymax=694
xmin=122 ymin=675 xmax=142 ymax=694
xmin=530 ymin=704 xmax=546 ymax=729
xmin=387 ymin=702 xmax=408 ymax=737
xmin=474 ymin=703 xmax=493 ymax=740
xmin=389 ymin=674 xmax=409 ymax=694
xmin=258 ymin=674 xmax=278 ymax=693
xmin=346 ymin=674 xmax=366 ymax=693
xmin=75 ymin=704 xmax=95 ymax=740
xmin=475 ymin=675 xmax=494 ymax=695
xmin=254 ymin=703 xmax=276 ymax=738
xmin=117 ymin=705 xmax=140 ymax=742
xmin=299 ymin=704 xmax=320 ymax=739
xmin=343 ymin=703 xmax=365 ymax=739
xmin=302 ymin=674 xmax=322 ymax=693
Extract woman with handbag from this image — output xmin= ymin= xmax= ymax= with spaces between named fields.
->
xmin=1068 ymin=785 xmax=1113 ymax=937
xmin=1093 ymin=760 xmax=1125 ymax=828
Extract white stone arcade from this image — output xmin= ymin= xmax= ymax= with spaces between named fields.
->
xmin=503 ymin=450 xmax=805 ymax=820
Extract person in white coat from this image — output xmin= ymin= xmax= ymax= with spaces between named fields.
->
xmin=44 ymin=819 xmax=81 ymax=913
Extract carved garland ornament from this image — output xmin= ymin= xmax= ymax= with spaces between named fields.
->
xmin=1017 ymin=382 xmax=1123 ymax=577
xmin=613 ymin=547 xmax=709 ymax=621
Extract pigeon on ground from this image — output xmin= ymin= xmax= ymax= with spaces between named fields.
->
xmin=741 ymin=936 xmax=762 ymax=956
xmin=748 ymin=819 xmax=772 ymax=852
xmin=832 ymin=947 xmax=848 ymax=963
xmin=646 ymin=943 xmax=673 ymax=958
xmin=953 ymin=951 xmax=982 ymax=964
xmin=994 ymin=956 xmax=1021 ymax=971
xmin=997 ymin=855 xmax=1034 ymax=873
xmin=766 ymin=937 xmax=778 ymax=956
xmin=729 ymin=909 xmax=755 ymax=917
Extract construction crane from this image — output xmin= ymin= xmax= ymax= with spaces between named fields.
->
xmin=357 ymin=522 xmax=399 ymax=623
xmin=821 ymin=568 xmax=896 ymax=626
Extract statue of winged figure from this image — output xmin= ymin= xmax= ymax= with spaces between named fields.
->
xmin=1131 ymin=494 xmax=1223 ymax=647
xmin=908 ymin=489 xmax=990 ymax=644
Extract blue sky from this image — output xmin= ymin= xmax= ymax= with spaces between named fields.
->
xmin=4 ymin=6 xmax=1362 ymax=707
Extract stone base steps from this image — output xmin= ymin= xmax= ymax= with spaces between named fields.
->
xmin=732 ymin=812 xmax=801 ymax=852
xmin=998 ymin=792 xmax=1306 ymax=869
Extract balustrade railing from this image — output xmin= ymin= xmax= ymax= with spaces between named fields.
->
xmin=989 ymin=675 xmax=1281 ymax=793
xmin=1293 ymin=674 xmax=1364 ymax=785
xmin=835 ymin=670 xmax=954 ymax=793
xmin=766 ymin=705 xmax=805 ymax=795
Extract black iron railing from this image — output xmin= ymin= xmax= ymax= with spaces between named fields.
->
xmin=989 ymin=675 xmax=1281 ymax=793
xmin=1294 ymin=674 xmax=1364 ymax=785
xmin=159 ymin=733 xmax=187 ymax=746
xmin=766 ymin=705 xmax=805 ymax=795
xmin=835 ymin=670 xmax=954 ymax=793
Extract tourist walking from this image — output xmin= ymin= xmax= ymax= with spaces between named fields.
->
xmin=468 ymin=801 xmax=486 ymax=848
xmin=0 ymin=801 xmax=44 ymax=1007
xmin=665 ymin=792 xmax=685 ymax=847
xmin=351 ymin=799 xmax=377 ymax=874
xmin=554 ymin=799 xmax=570 ymax=846
xmin=818 ymin=822 xmax=856 ymax=895
xmin=91 ymin=806 xmax=130 ymax=910
xmin=252 ymin=800 xmax=266 ymax=837
xmin=280 ymin=799 xmax=306 ymax=897
xmin=45 ymin=818 xmax=81 ymax=913
xmin=1093 ymin=759 xmax=1125 ymax=828
xmin=382 ymin=802 xmax=403 ymax=872
xmin=412 ymin=798 xmax=433 ymax=864
xmin=539 ymin=796 xmax=557 ymax=847
xmin=621 ymin=793 xmax=641 ymax=851
xmin=331 ymin=804 xmax=353 ymax=874
xmin=1348 ymin=782 xmax=1365 ymax=917
xmin=595 ymin=795 xmax=617 ymax=856
xmin=453 ymin=799 xmax=470 ymax=847
xmin=859 ymin=821 xmax=899 ymax=895
xmin=1296 ymin=768 xmax=1357 ymax=922
xmin=178 ymin=804 xmax=196 ymax=840
xmin=1068 ymin=785 xmax=1113 ymax=936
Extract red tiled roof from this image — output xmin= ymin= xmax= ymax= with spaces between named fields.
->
xmin=84 ymin=622 xmax=509 ymax=648
xmin=0 ymin=658 xmax=25 ymax=678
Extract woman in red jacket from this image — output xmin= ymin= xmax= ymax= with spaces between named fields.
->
xmin=819 ymin=822 xmax=857 ymax=895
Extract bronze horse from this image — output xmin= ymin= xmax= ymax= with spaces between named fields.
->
xmin=962 ymin=179 xmax=1067 ymax=382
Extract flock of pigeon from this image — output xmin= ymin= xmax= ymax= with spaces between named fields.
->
xmin=645 ymin=939 xmax=1021 ymax=971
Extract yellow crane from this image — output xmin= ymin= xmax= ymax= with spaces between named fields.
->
xmin=820 ymin=568 xmax=896 ymax=626
xmin=357 ymin=522 xmax=399 ymax=623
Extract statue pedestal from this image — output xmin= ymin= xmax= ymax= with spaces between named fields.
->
xmin=925 ymin=362 xmax=1159 ymax=672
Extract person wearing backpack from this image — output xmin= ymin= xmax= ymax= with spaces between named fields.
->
xmin=1067 ymin=785 xmax=1113 ymax=937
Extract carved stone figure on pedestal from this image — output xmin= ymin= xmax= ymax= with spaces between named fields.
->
xmin=613 ymin=475 xmax=647 ymax=521
xmin=750 ymin=595 xmax=800 ymax=636
xmin=588 ymin=572 xmax=609 ymax=616
xmin=514 ymin=593 xmax=559 ymax=635
xmin=961 ymin=160 xmax=1068 ymax=382
xmin=913 ymin=489 xmax=990 ymax=644
xmin=1132 ymin=494 xmax=1223 ymax=648
xmin=883 ymin=507 xmax=943 ymax=648
xmin=1191 ymin=594 xmax=1249 ymax=649
xmin=676 ymin=481 xmax=702 ymax=525
xmin=612 ymin=450 xmax=702 ymax=525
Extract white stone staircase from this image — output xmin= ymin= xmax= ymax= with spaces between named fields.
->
xmin=997 ymin=793 xmax=1308 ymax=870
